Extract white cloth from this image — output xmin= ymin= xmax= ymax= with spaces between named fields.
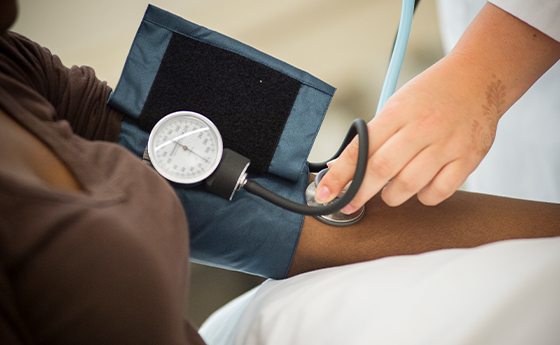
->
xmin=437 ymin=0 xmax=560 ymax=203
xmin=200 ymin=237 xmax=560 ymax=345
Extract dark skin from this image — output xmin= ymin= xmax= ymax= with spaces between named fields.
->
xmin=2 ymin=0 xmax=559 ymax=280
xmin=289 ymin=188 xmax=560 ymax=276
xmin=0 ymin=0 xmax=17 ymax=34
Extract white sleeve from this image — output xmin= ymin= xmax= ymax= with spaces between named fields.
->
xmin=489 ymin=0 xmax=560 ymax=42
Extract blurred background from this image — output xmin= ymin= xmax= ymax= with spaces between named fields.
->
xmin=12 ymin=0 xmax=443 ymax=328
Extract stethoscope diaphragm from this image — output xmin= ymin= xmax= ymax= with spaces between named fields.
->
xmin=305 ymin=168 xmax=365 ymax=226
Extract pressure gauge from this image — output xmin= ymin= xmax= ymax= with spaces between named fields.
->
xmin=147 ymin=111 xmax=223 ymax=185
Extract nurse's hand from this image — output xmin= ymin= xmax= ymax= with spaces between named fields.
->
xmin=315 ymin=54 xmax=500 ymax=211
xmin=315 ymin=2 xmax=560 ymax=211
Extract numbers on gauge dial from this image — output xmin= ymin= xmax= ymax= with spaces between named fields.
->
xmin=151 ymin=115 xmax=221 ymax=183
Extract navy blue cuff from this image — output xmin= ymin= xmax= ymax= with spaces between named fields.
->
xmin=111 ymin=5 xmax=335 ymax=279
xmin=108 ymin=5 xmax=334 ymax=181
xmin=118 ymin=117 xmax=305 ymax=279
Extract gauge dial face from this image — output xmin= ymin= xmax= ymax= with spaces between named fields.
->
xmin=147 ymin=111 xmax=223 ymax=185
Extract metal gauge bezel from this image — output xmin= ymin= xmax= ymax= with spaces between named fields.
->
xmin=147 ymin=111 xmax=223 ymax=185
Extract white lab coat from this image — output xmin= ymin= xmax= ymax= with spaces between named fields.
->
xmin=437 ymin=0 xmax=560 ymax=203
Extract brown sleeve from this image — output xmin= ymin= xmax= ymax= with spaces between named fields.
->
xmin=1 ymin=31 xmax=123 ymax=142
xmin=0 ymin=267 xmax=33 ymax=345
xmin=288 ymin=190 xmax=560 ymax=276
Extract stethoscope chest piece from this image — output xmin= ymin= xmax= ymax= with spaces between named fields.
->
xmin=305 ymin=169 xmax=365 ymax=226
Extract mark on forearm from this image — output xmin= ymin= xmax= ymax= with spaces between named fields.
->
xmin=472 ymin=75 xmax=505 ymax=156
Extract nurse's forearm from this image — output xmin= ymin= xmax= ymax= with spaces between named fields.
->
xmin=444 ymin=2 xmax=560 ymax=121
xmin=288 ymin=191 xmax=560 ymax=277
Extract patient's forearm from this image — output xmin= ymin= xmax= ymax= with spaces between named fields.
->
xmin=287 ymin=191 xmax=560 ymax=277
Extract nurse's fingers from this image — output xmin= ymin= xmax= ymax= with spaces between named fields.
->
xmin=313 ymin=136 xmax=360 ymax=204
xmin=380 ymin=145 xmax=452 ymax=207
xmin=315 ymin=116 xmax=399 ymax=203
xmin=348 ymin=135 xmax=427 ymax=210
xmin=323 ymin=126 xmax=430 ymax=213
xmin=417 ymin=159 xmax=471 ymax=206
xmin=315 ymin=112 xmax=407 ymax=204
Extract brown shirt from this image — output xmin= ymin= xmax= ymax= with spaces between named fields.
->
xmin=0 ymin=32 xmax=204 ymax=344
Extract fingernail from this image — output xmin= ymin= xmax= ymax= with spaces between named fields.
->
xmin=326 ymin=159 xmax=338 ymax=168
xmin=315 ymin=186 xmax=330 ymax=203
xmin=341 ymin=205 xmax=355 ymax=215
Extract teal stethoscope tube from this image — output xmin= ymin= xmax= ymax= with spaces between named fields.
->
xmin=376 ymin=0 xmax=415 ymax=114
xmin=308 ymin=0 xmax=416 ymax=172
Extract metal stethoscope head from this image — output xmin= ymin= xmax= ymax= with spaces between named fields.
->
xmin=305 ymin=168 xmax=365 ymax=226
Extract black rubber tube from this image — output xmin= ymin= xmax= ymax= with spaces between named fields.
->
xmin=307 ymin=124 xmax=358 ymax=173
xmin=243 ymin=118 xmax=369 ymax=216
xmin=244 ymin=1 xmax=422 ymax=216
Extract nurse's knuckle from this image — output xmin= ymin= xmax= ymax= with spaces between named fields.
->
xmin=369 ymin=154 xmax=394 ymax=180
xmin=424 ymin=180 xmax=454 ymax=205
xmin=327 ymin=168 xmax=348 ymax=187
xmin=342 ymin=141 xmax=360 ymax=165
xmin=396 ymin=173 xmax=421 ymax=193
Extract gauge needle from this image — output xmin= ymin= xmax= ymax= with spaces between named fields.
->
xmin=170 ymin=139 xmax=209 ymax=163
xmin=185 ymin=147 xmax=209 ymax=163
xmin=155 ymin=127 xmax=209 ymax=151
xmin=172 ymin=140 xmax=188 ymax=151
xmin=169 ymin=140 xmax=186 ymax=156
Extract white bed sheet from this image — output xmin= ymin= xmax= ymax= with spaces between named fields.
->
xmin=200 ymin=237 xmax=560 ymax=345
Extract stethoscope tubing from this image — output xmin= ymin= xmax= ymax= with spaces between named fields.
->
xmin=244 ymin=118 xmax=368 ymax=216
xmin=243 ymin=0 xmax=417 ymax=216
xmin=377 ymin=0 xmax=416 ymax=114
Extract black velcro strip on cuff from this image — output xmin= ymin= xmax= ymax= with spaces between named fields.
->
xmin=138 ymin=33 xmax=302 ymax=174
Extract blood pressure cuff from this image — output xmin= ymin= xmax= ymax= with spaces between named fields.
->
xmin=109 ymin=4 xmax=334 ymax=180
xmin=111 ymin=5 xmax=335 ymax=279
